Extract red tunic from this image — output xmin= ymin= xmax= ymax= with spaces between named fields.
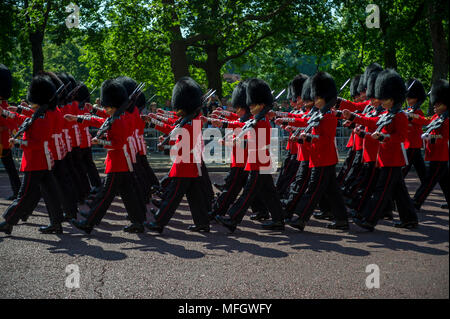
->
xmin=405 ymin=108 xmax=425 ymax=149
xmin=412 ymin=114 xmax=449 ymax=162
xmin=168 ymin=115 xmax=204 ymax=178
xmin=17 ymin=112 xmax=54 ymax=171
xmin=244 ymin=116 xmax=273 ymax=172
xmin=354 ymin=111 xmax=409 ymax=167
xmin=308 ymin=113 xmax=338 ymax=168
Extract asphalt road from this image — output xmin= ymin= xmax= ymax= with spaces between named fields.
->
xmin=0 ymin=171 xmax=448 ymax=299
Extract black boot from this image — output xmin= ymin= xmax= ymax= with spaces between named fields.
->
xmin=393 ymin=220 xmax=418 ymax=229
xmin=39 ymin=223 xmax=63 ymax=234
xmin=188 ymin=224 xmax=210 ymax=233
xmin=250 ymin=211 xmax=270 ymax=221
xmin=213 ymin=183 xmax=225 ymax=192
xmin=0 ymin=221 xmax=13 ymax=235
xmin=326 ymin=220 xmax=349 ymax=230
xmin=215 ymin=215 xmax=237 ymax=233
xmin=123 ymin=223 xmax=145 ymax=233
xmin=71 ymin=219 xmax=94 ymax=234
xmin=313 ymin=210 xmax=334 ymax=220
xmin=144 ymin=221 xmax=164 ymax=234
xmin=288 ymin=217 xmax=306 ymax=232
xmin=441 ymin=203 xmax=448 ymax=209
xmin=261 ymin=220 xmax=285 ymax=231
xmin=383 ymin=210 xmax=394 ymax=220
xmin=353 ymin=217 xmax=375 ymax=232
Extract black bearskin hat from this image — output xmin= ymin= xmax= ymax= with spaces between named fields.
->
xmin=358 ymin=63 xmax=383 ymax=93
xmin=27 ymin=74 xmax=57 ymax=107
xmin=135 ymin=92 xmax=146 ymax=112
xmin=350 ymin=75 xmax=362 ymax=99
xmin=100 ymin=79 xmax=128 ymax=109
xmin=311 ymin=71 xmax=337 ymax=105
xmin=374 ymin=69 xmax=406 ymax=107
xmin=56 ymin=72 xmax=72 ymax=104
xmin=116 ymin=76 xmax=138 ymax=112
xmin=0 ymin=64 xmax=12 ymax=99
xmin=430 ymin=79 xmax=449 ymax=107
xmin=366 ymin=68 xmax=383 ymax=99
xmin=231 ymin=80 xmax=250 ymax=112
xmin=38 ymin=71 xmax=63 ymax=110
xmin=171 ymin=77 xmax=203 ymax=114
xmin=301 ymin=77 xmax=313 ymax=102
xmin=246 ymin=78 xmax=273 ymax=108
xmin=406 ymin=78 xmax=426 ymax=102
xmin=292 ymin=74 xmax=309 ymax=100
xmin=73 ymin=82 xmax=90 ymax=107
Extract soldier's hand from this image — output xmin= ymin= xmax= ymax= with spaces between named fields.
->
xmin=342 ymin=109 xmax=352 ymax=120
xmin=211 ymin=119 xmax=222 ymax=128
xmin=64 ymin=114 xmax=77 ymax=122
xmin=267 ymin=110 xmax=276 ymax=120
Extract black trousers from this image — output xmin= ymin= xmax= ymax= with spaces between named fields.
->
xmin=200 ymin=161 xmax=214 ymax=212
xmin=1 ymin=149 xmax=21 ymax=197
xmin=413 ymin=161 xmax=449 ymax=209
xmin=65 ymin=151 xmax=87 ymax=201
xmin=361 ymin=167 xmax=418 ymax=225
xmin=133 ymin=160 xmax=152 ymax=205
xmin=227 ymin=171 xmax=283 ymax=223
xmin=154 ymin=177 xmax=209 ymax=227
xmin=72 ymin=147 xmax=92 ymax=199
xmin=3 ymin=170 xmax=63 ymax=225
xmin=86 ymin=172 xmax=146 ymax=226
xmin=282 ymin=161 xmax=311 ymax=217
xmin=342 ymin=149 xmax=363 ymax=190
xmin=137 ymin=154 xmax=159 ymax=187
xmin=79 ymin=147 xmax=102 ymax=189
xmin=402 ymin=148 xmax=426 ymax=183
xmin=337 ymin=148 xmax=356 ymax=185
xmin=213 ymin=166 xmax=268 ymax=216
xmin=276 ymin=153 xmax=298 ymax=196
xmin=294 ymin=165 xmax=347 ymax=222
xmin=52 ymin=159 xmax=79 ymax=216
xmin=347 ymin=162 xmax=378 ymax=211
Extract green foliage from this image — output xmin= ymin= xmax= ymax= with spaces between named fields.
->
xmin=0 ymin=0 xmax=447 ymax=105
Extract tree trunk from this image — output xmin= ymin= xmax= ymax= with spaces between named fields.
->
xmin=163 ymin=0 xmax=190 ymax=82
xmin=169 ymin=40 xmax=190 ymax=82
xmin=204 ymin=44 xmax=222 ymax=98
xmin=428 ymin=1 xmax=449 ymax=83
xmin=380 ymin=9 xmax=398 ymax=69
xmin=29 ymin=31 xmax=44 ymax=76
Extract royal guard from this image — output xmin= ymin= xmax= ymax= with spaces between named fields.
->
xmin=402 ymin=78 xmax=427 ymax=183
xmin=0 ymin=74 xmax=64 ymax=235
xmin=70 ymin=79 xmax=147 ymax=234
xmin=215 ymin=78 xmax=285 ymax=233
xmin=288 ymin=72 xmax=348 ymax=232
xmin=411 ymin=79 xmax=449 ymax=210
xmin=0 ymin=64 xmax=21 ymax=200
xmin=350 ymin=69 xmax=418 ymax=231
xmin=144 ymin=77 xmax=210 ymax=234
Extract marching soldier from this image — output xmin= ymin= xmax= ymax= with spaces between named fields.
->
xmin=0 ymin=64 xmax=21 ymax=200
xmin=350 ymin=69 xmax=419 ymax=231
xmin=0 ymin=74 xmax=64 ymax=234
xmin=411 ymin=79 xmax=449 ymax=211
xmin=287 ymin=72 xmax=348 ymax=232
xmin=215 ymin=78 xmax=285 ymax=233
xmin=144 ymin=77 xmax=210 ymax=234
xmin=70 ymin=79 xmax=147 ymax=234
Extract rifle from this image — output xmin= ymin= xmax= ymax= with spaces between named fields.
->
xmin=95 ymin=82 xmax=145 ymax=140
xmin=157 ymin=108 xmax=202 ymax=149
xmin=421 ymin=111 xmax=448 ymax=142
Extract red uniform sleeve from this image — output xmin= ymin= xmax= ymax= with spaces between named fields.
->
xmin=340 ymin=99 xmax=370 ymax=113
